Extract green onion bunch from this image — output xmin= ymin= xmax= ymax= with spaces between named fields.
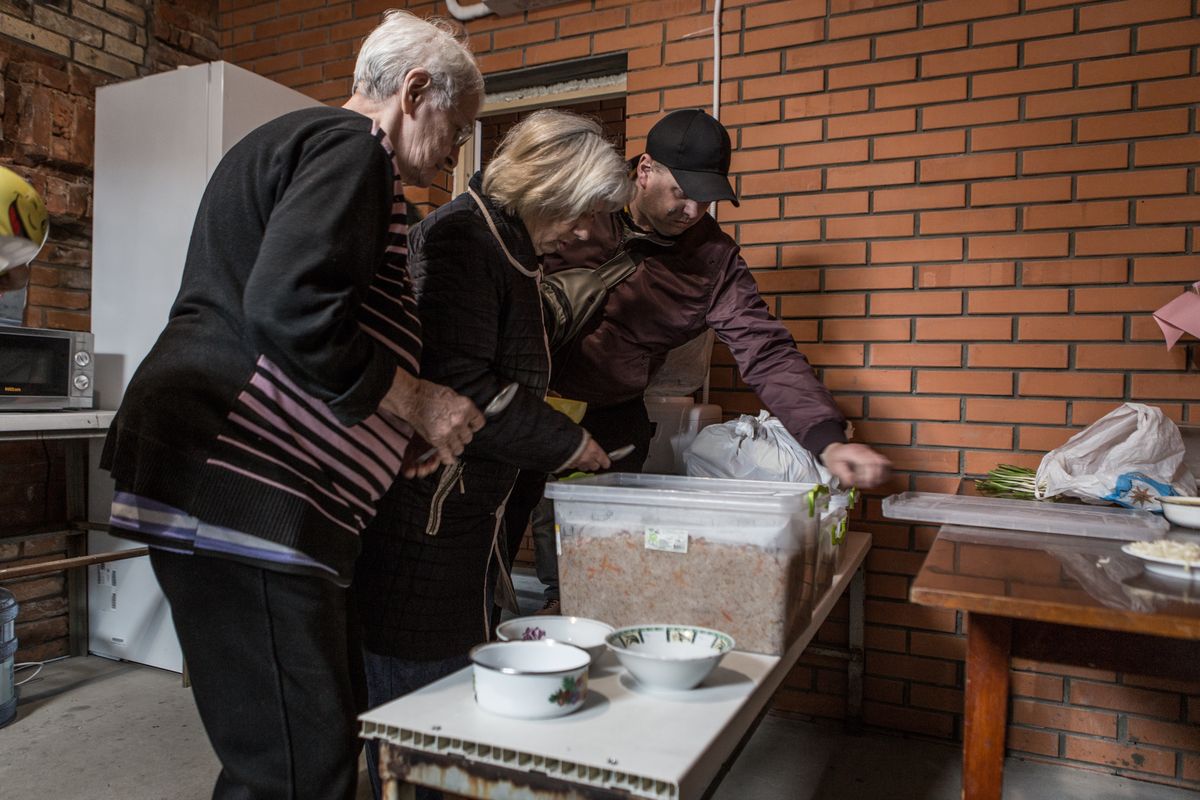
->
xmin=974 ymin=465 xmax=1049 ymax=501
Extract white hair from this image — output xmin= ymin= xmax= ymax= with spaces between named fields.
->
xmin=353 ymin=10 xmax=483 ymax=110
xmin=484 ymin=110 xmax=634 ymax=228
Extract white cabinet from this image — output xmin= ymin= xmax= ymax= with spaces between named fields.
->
xmin=88 ymin=62 xmax=320 ymax=672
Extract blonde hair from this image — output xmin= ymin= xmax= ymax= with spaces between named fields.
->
xmin=354 ymin=10 xmax=483 ymax=110
xmin=483 ymin=110 xmax=634 ymax=228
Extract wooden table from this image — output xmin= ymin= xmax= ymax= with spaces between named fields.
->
xmin=911 ymin=525 xmax=1200 ymax=800
xmin=360 ymin=531 xmax=870 ymax=800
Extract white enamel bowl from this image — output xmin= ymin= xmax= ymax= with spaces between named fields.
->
xmin=495 ymin=615 xmax=615 ymax=660
xmin=1158 ymin=496 xmax=1200 ymax=529
xmin=605 ymin=624 xmax=735 ymax=691
xmin=469 ymin=640 xmax=590 ymax=719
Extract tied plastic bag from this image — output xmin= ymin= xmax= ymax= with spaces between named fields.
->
xmin=1034 ymin=403 xmax=1197 ymax=510
xmin=683 ymin=410 xmax=835 ymax=487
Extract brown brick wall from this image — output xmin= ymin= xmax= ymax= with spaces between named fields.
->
xmin=0 ymin=2 xmax=219 ymax=661
xmin=0 ymin=436 xmax=71 ymax=663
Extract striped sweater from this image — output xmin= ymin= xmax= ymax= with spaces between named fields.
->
xmin=101 ymin=106 xmax=419 ymax=583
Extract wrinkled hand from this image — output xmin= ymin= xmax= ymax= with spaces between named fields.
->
xmin=379 ymin=370 xmax=484 ymax=475
xmin=820 ymin=442 xmax=891 ymax=489
xmin=408 ymin=380 xmax=484 ymax=464
xmin=399 ymin=433 xmax=441 ymax=479
xmin=564 ymin=436 xmax=610 ymax=473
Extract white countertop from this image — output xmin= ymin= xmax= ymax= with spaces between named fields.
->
xmin=360 ymin=530 xmax=871 ymax=800
xmin=0 ymin=410 xmax=116 ymax=438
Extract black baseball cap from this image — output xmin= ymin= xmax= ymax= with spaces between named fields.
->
xmin=645 ymin=109 xmax=739 ymax=207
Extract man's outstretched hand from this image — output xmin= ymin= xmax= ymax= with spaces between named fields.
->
xmin=820 ymin=442 xmax=891 ymax=489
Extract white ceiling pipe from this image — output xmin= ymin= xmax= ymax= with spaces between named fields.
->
xmin=445 ymin=0 xmax=493 ymax=21
xmin=703 ymin=0 xmax=724 ymax=407
xmin=712 ymin=0 xmax=723 ymax=124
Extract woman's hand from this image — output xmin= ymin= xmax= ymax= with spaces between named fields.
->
xmin=563 ymin=436 xmax=611 ymax=473
xmin=379 ymin=369 xmax=484 ymax=472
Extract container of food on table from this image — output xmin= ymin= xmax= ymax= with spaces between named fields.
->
xmin=1158 ymin=496 xmax=1200 ymax=530
xmin=545 ymin=473 xmax=831 ymax=656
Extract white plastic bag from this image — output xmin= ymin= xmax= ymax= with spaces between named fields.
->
xmin=683 ymin=410 xmax=834 ymax=487
xmin=1035 ymin=402 xmax=1197 ymax=509
xmin=645 ymin=329 xmax=715 ymax=398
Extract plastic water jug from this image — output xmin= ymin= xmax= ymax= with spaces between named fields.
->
xmin=0 ymin=586 xmax=18 ymax=727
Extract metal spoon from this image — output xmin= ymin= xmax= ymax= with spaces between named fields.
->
xmin=418 ymin=382 xmax=520 ymax=463
xmin=607 ymin=444 xmax=635 ymax=462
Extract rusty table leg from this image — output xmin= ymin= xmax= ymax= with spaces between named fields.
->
xmin=846 ymin=564 xmax=865 ymax=733
xmin=380 ymin=744 xmax=634 ymax=800
xmin=962 ymin=613 xmax=1011 ymax=800
xmin=382 ymin=778 xmax=414 ymax=800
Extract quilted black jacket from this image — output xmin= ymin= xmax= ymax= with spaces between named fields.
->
xmin=355 ymin=173 xmax=587 ymax=659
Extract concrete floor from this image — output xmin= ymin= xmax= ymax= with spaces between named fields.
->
xmin=2 ymin=655 xmax=1196 ymax=800
xmin=2 ymin=568 xmax=1195 ymax=800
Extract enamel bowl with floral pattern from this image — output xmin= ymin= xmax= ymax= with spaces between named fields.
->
xmin=495 ymin=615 xmax=615 ymax=660
xmin=469 ymin=640 xmax=590 ymax=719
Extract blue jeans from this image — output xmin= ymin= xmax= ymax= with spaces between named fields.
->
xmin=362 ymin=650 xmax=471 ymax=800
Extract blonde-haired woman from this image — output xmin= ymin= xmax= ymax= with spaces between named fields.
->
xmin=355 ymin=109 xmax=631 ymax=799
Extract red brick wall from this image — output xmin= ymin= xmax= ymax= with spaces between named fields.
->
xmin=2 ymin=0 xmax=1182 ymax=786
xmin=219 ymin=0 xmax=1200 ymax=786
xmin=0 ymin=2 xmax=220 ymax=662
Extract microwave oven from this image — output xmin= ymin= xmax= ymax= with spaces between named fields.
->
xmin=0 ymin=324 xmax=95 ymax=410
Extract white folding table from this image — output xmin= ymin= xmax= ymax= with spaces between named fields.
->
xmin=360 ymin=530 xmax=870 ymax=800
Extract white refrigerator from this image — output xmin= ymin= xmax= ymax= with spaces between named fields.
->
xmin=88 ymin=62 xmax=320 ymax=672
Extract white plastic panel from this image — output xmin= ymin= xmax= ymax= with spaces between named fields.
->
xmin=88 ymin=62 xmax=319 ymax=673
xmin=883 ymin=491 xmax=1169 ymax=541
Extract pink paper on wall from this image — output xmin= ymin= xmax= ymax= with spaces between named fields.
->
xmin=1152 ymin=281 xmax=1200 ymax=349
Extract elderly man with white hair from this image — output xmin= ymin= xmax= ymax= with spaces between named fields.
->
xmin=100 ymin=11 xmax=485 ymax=799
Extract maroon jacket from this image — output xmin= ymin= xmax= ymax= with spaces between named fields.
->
xmin=545 ymin=211 xmax=847 ymax=455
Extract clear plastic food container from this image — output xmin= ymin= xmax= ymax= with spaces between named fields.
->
xmin=545 ymin=473 xmax=830 ymax=656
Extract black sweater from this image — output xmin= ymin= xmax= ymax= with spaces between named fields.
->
xmin=102 ymin=106 xmax=420 ymax=582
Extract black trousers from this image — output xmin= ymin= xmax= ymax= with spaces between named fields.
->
xmin=150 ymin=549 xmax=363 ymax=800
xmin=502 ymin=396 xmax=653 ymax=600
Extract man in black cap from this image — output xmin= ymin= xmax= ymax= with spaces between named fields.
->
xmin=506 ymin=109 xmax=890 ymax=612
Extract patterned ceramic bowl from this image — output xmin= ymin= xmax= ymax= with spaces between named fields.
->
xmin=469 ymin=640 xmax=590 ymax=719
xmin=495 ymin=615 xmax=615 ymax=660
xmin=605 ymin=624 xmax=735 ymax=691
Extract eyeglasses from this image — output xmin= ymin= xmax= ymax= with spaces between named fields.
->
xmin=453 ymin=124 xmax=474 ymax=149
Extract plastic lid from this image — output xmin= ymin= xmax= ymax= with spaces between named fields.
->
xmin=882 ymin=491 xmax=1169 ymax=541
xmin=546 ymin=472 xmax=829 ymax=515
